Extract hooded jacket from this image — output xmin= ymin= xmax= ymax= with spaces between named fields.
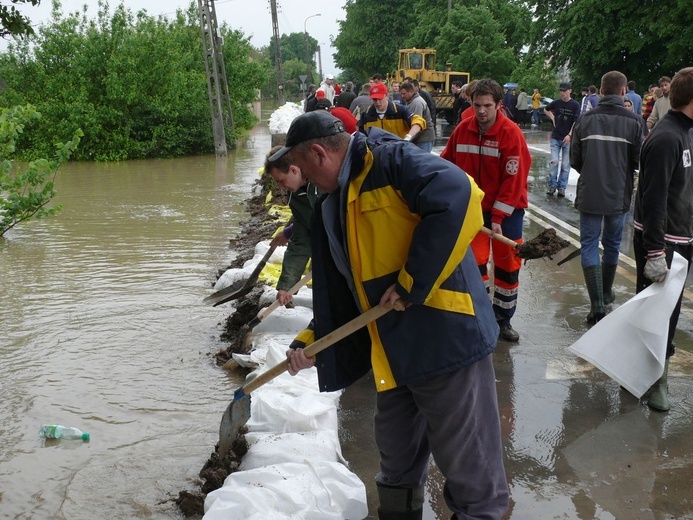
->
xmin=291 ymin=129 xmax=498 ymax=392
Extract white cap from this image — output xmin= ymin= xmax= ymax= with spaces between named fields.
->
xmin=326 ymin=74 xmax=334 ymax=80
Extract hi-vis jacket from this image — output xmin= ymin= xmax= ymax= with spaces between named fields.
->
xmin=290 ymin=129 xmax=499 ymax=393
xmin=441 ymin=110 xmax=531 ymax=224
xmin=358 ymin=99 xmax=426 ymax=139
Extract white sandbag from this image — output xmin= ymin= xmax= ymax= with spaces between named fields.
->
xmin=247 ymin=388 xmax=339 ymax=433
xmin=203 ymin=461 xmax=368 ymax=520
xmin=240 ymin=430 xmax=344 ymax=470
xmin=569 ymin=253 xmax=688 ymax=397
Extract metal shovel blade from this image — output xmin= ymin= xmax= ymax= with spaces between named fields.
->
xmin=218 ymin=391 xmax=251 ymax=459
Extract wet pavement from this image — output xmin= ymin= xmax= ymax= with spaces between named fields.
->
xmin=338 ymin=124 xmax=693 ymax=520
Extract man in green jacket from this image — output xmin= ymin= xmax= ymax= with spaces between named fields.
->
xmin=264 ymin=146 xmax=317 ymax=306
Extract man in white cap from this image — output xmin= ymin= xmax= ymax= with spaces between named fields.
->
xmin=318 ymin=74 xmax=335 ymax=104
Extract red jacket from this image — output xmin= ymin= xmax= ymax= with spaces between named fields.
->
xmin=441 ymin=110 xmax=531 ymax=224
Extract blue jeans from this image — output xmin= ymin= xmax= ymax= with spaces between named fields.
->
xmin=549 ymin=138 xmax=571 ymax=190
xmin=531 ymin=109 xmax=540 ymax=125
xmin=415 ymin=140 xmax=434 ymax=152
xmin=579 ymin=212 xmax=626 ymax=268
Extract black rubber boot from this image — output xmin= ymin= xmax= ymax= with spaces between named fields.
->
xmin=377 ymin=483 xmax=424 ymax=520
xmin=647 ymin=359 xmax=670 ymax=412
xmin=602 ymin=262 xmax=617 ymax=305
xmin=583 ymin=265 xmax=605 ymax=324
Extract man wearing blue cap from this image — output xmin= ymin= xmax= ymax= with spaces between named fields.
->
xmin=271 ymin=110 xmax=509 ymax=519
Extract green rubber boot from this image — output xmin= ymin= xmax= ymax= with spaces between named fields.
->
xmin=602 ymin=262 xmax=617 ymax=305
xmin=647 ymin=359 xmax=670 ymax=412
xmin=377 ymin=483 xmax=424 ymax=520
xmin=583 ymin=265 xmax=605 ymax=324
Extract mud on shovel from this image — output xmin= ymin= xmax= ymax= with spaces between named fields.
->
xmin=203 ymin=244 xmax=278 ymax=307
xmin=218 ymin=302 xmax=399 ymax=459
xmin=235 ymin=271 xmax=313 ymax=352
xmin=480 ymin=225 xmax=569 ymax=260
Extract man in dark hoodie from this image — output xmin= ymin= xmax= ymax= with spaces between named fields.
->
xmin=570 ymin=70 xmax=646 ymax=324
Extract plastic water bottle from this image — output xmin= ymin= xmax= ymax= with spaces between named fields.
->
xmin=39 ymin=424 xmax=90 ymax=441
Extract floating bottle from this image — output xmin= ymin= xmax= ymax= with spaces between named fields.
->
xmin=39 ymin=424 xmax=90 ymax=441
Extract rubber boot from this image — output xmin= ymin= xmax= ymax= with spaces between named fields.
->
xmin=602 ymin=262 xmax=617 ymax=305
xmin=583 ymin=265 xmax=605 ymax=324
xmin=647 ymin=359 xmax=670 ymax=412
xmin=377 ymin=483 xmax=424 ymax=520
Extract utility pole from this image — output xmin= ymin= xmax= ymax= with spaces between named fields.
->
xmin=197 ymin=0 xmax=234 ymax=157
xmin=317 ymin=45 xmax=323 ymax=82
xmin=269 ymin=0 xmax=285 ymax=105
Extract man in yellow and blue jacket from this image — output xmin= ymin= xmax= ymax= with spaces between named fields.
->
xmin=269 ymin=110 xmax=508 ymax=519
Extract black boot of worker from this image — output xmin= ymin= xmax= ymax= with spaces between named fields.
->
xmin=583 ymin=265 xmax=605 ymax=324
xmin=377 ymin=483 xmax=424 ymax=520
xmin=602 ymin=262 xmax=617 ymax=305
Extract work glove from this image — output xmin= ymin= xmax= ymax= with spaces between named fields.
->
xmin=644 ymin=252 xmax=668 ymax=283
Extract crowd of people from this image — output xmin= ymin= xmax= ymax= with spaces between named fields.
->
xmin=262 ymin=66 xmax=692 ymax=519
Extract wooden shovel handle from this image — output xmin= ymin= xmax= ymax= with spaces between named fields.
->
xmin=480 ymin=226 xmax=519 ymax=249
xmin=240 ymin=303 xmax=395 ymax=396
xmin=257 ymin=271 xmax=313 ymax=321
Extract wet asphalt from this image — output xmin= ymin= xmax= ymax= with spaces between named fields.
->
xmin=338 ymin=124 xmax=693 ymax=520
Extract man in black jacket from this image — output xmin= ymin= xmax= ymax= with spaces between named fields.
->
xmin=632 ymin=66 xmax=693 ymax=411
xmin=570 ymin=70 xmax=646 ymax=324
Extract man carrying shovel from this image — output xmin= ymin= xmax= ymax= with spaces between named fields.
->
xmin=441 ymin=78 xmax=532 ymax=342
xmin=633 ymin=66 xmax=693 ymax=412
xmin=270 ymin=111 xmax=508 ymax=519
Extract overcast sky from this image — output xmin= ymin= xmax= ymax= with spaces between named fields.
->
xmin=7 ymin=0 xmax=345 ymax=76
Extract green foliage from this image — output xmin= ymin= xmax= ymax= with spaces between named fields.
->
xmin=530 ymin=0 xmax=693 ymax=90
xmin=0 ymin=104 xmax=82 ymax=236
xmin=0 ymin=0 xmax=39 ymax=38
xmin=333 ymin=0 xmax=416 ymax=81
xmin=261 ymin=34 xmax=319 ymax=101
xmin=511 ymin=54 xmax=559 ymax=99
xmin=0 ymin=1 xmax=265 ymax=160
xmin=334 ymin=0 xmax=530 ymax=83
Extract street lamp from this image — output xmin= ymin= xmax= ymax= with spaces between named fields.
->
xmin=304 ymin=13 xmax=321 ymax=85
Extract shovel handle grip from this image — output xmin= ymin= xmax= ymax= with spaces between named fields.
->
xmin=240 ymin=303 xmax=396 ymax=396
xmin=257 ymin=271 xmax=313 ymax=321
xmin=480 ymin=226 xmax=519 ymax=249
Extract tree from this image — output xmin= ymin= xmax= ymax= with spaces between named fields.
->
xmin=0 ymin=0 xmax=39 ymax=38
xmin=333 ymin=0 xmax=416 ymax=81
xmin=530 ymin=0 xmax=693 ymax=90
xmin=433 ymin=5 xmax=518 ymax=82
xmin=0 ymin=105 xmax=81 ymax=237
xmin=0 ymin=1 xmax=265 ymax=160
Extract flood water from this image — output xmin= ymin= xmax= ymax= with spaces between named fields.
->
xmin=2 ymin=116 xmax=692 ymax=520
xmin=0 ymin=127 xmax=271 ymax=518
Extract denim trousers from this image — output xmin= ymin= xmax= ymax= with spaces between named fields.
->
xmin=579 ymin=212 xmax=626 ymax=268
xmin=549 ymin=138 xmax=571 ymax=190
xmin=415 ymin=140 xmax=434 ymax=152
xmin=531 ymin=109 xmax=540 ymax=125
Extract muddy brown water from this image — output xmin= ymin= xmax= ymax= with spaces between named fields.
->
xmin=2 ymin=118 xmax=692 ymax=520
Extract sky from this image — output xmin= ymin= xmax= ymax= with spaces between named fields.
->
xmin=6 ymin=0 xmax=345 ymax=76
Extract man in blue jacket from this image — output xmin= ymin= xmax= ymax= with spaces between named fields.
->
xmin=269 ymin=111 xmax=508 ymax=519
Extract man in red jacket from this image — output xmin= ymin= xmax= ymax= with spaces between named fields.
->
xmin=441 ymin=78 xmax=531 ymax=342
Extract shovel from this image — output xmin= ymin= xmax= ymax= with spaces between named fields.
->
xmin=203 ymin=244 xmax=278 ymax=307
xmin=218 ymin=302 xmax=399 ymax=459
xmin=235 ymin=271 xmax=313 ymax=352
xmin=480 ymin=225 xmax=569 ymax=260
